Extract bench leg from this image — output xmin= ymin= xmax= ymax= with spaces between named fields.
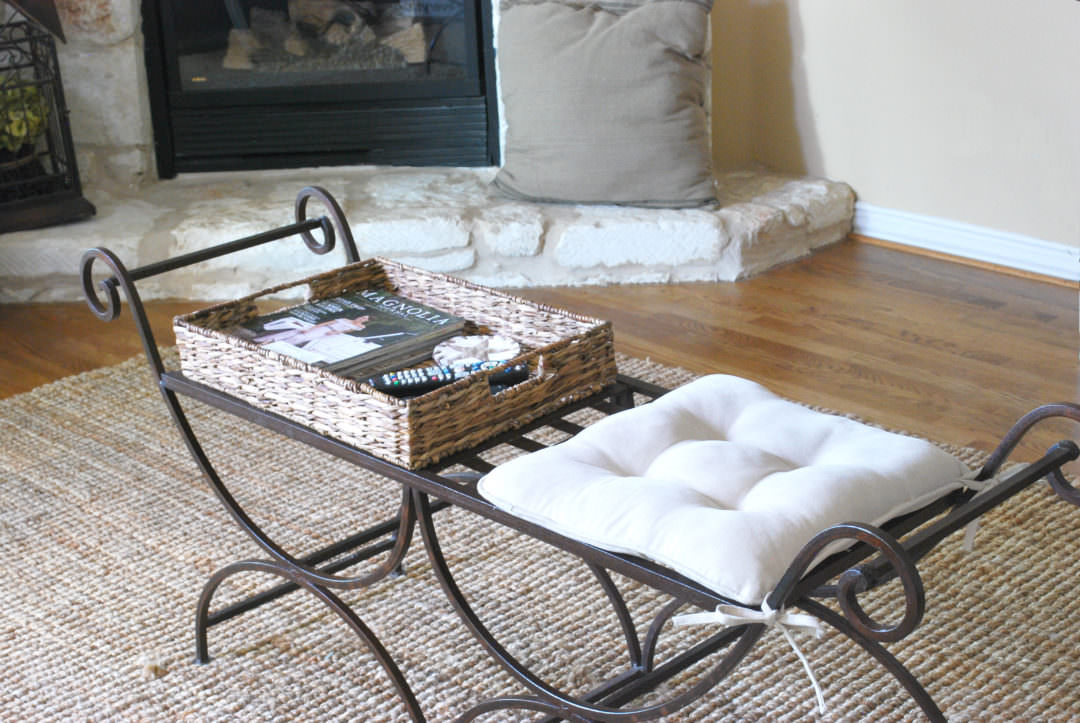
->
xmin=193 ymin=558 xmax=427 ymax=722
xmin=799 ymin=597 xmax=946 ymax=722
xmin=414 ymin=488 xmax=772 ymax=722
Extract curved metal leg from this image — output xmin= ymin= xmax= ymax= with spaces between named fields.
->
xmin=457 ymin=695 xmax=591 ymax=722
xmin=765 ymin=522 xmax=943 ymax=721
xmin=195 ymin=558 xmax=426 ymax=722
xmin=799 ymin=598 xmax=945 ymax=722
xmin=641 ymin=598 xmax=688 ymax=673
xmin=180 ymin=417 xmax=418 ymax=661
xmin=413 ymin=489 xmax=765 ymax=722
xmin=164 ymin=385 xmax=421 ymax=714
xmin=81 ymin=191 xmax=421 ymax=715
xmin=585 ymin=562 xmax=643 ymax=670
xmin=164 ymin=387 xmax=418 ymax=590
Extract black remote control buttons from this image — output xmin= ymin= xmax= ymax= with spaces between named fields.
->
xmin=367 ymin=362 xmax=529 ymax=397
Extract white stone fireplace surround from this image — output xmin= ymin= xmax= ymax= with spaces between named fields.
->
xmin=0 ymin=0 xmax=855 ymax=302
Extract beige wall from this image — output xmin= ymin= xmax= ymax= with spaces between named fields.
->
xmin=711 ymin=0 xmax=1080 ymax=249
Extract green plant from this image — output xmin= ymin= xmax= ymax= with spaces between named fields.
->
xmin=1 ymin=78 xmax=50 ymax=153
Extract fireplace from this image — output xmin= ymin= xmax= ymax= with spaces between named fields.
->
xmin=142 ymin=0 xmax=498 ymax=177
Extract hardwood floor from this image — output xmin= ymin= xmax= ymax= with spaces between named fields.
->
xmin=2 ymin=239 xmax=1077 ymax=467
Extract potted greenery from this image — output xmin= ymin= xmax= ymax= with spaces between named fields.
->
xmin=0 ymin=77 xmax=50 ymax=168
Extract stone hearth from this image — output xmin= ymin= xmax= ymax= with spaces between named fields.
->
xmin=0 ymin=0 xmax=854 ymax=302
xmin=0 ymin=164 xmax=853 ymax=302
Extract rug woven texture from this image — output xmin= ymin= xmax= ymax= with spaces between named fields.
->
xmin=2 ymin=352 xmax=1079 ymax=721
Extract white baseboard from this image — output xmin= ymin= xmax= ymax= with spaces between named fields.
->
xmin=853 ymin=203 xmax=1079 ymax=283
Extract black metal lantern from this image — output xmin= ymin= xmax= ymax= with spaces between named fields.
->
xmin=1 ymin=4 xmax=94 ymax=233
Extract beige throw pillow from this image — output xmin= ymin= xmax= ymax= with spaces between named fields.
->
xmin=493 ymin=0 xmax=716 ymax=207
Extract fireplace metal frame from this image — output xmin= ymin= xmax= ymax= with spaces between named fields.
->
xmin=141 ymin=0 xmax=500 ymax=178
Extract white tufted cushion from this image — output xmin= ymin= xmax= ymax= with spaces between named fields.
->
xmin=477 ymin=375 xmax=970 ymax=606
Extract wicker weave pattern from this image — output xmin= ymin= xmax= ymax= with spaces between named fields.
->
xmin=173 ymin=259 xmax=617 ymax=468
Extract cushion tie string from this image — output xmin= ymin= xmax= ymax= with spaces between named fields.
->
xmin=958 ymin=470 xmax=1008 ymax=551
xmin=672 ymin=600 xmax=827 ymax=714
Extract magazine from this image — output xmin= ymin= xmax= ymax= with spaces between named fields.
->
xmin=230 ymin=288 xmax=469 ymax=379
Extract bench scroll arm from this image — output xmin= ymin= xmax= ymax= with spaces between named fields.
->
xmin=79 ymin=185 xmax=357 ymax=381
xmin=977 ymin=403 xmax=1080 ymax=481
xmin=769 ymin=521 xmax=925 ymax=644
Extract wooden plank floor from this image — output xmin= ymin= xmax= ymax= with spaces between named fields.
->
xmin=2 ymin=239 xmax=1077 ymax=468
xmin=525 ymin=242 xmax=1080 ymax=469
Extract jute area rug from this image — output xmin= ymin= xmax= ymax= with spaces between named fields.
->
xmin=3 ymin=352 xmax=1079 ymax=722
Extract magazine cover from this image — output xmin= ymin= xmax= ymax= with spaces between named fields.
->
xmin=231 ymin=289 xmax=468 ymax=375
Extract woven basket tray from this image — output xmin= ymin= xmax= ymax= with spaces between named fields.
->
xmin=174 ymin=258 xmax=617 ymax=469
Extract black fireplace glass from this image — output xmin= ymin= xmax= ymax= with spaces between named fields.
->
xmin=171 ymin=0 xmax=476 ymax=93
xmin=145 ymin=0 xmax=497 ymax=176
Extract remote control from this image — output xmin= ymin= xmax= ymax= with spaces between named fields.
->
xmin=367 ymin=362 xmax=529 ymax=397
xmin=484 ymin=363 xmax=531 ymax=390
